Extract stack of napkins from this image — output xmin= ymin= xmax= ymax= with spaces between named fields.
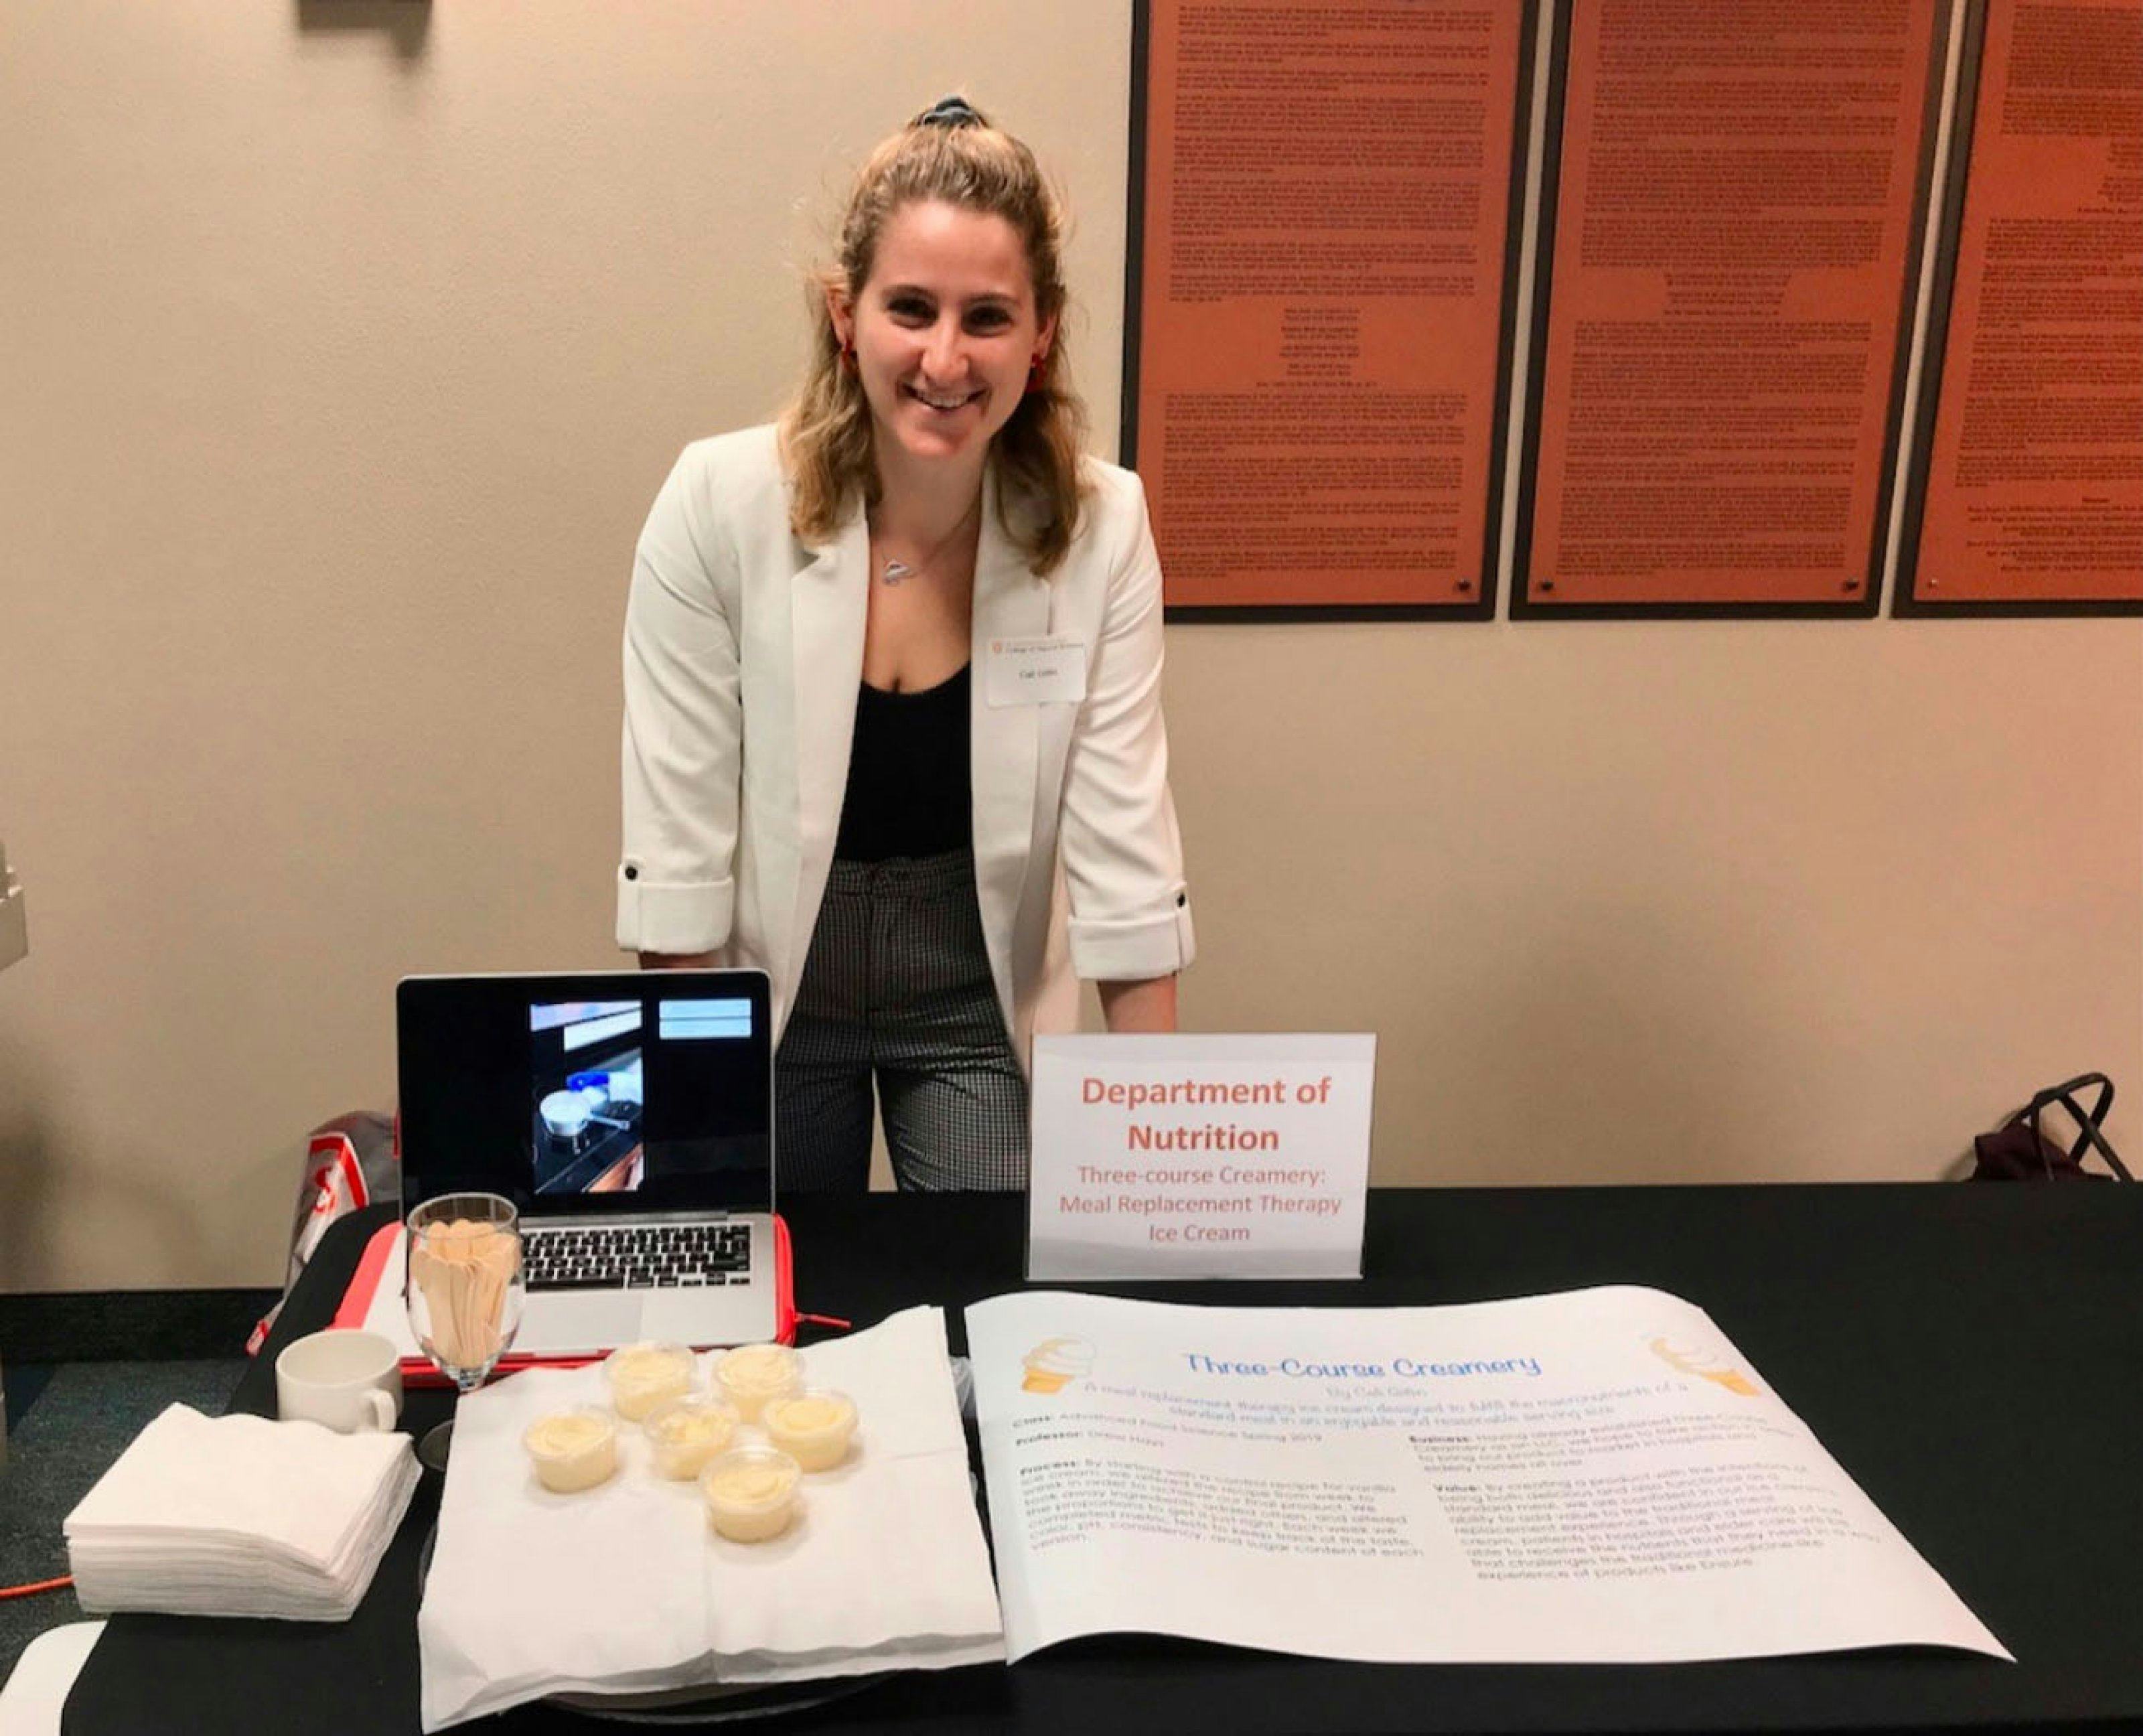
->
xmin=65 ymin=1403 xmax=420 ymax=1621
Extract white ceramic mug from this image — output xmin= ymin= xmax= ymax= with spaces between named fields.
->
xmin=275 ymin=1329 xmax=402 ymax=1433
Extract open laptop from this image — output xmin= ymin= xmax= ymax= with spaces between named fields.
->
xmin=396 ymin=968 xmax=779 ymax=1356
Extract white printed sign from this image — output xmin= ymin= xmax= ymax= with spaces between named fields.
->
xmin=1026 ymin=1033 xmax=1374 ymax=1280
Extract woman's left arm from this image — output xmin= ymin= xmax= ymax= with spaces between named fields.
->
xmin=1099 ymin=974 xmax=1177 ymax=1033
xmin=1057 ymin=467 xmax=1196 ymax=1009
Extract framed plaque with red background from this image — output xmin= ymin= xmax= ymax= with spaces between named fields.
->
xmin=1513 ymin=1 xmax=1950 ymax=617
xmin=1122 ymin=0 xmax=1536 ymax=620
xmin=1895 ymin=0 xmax=2143 ymax=616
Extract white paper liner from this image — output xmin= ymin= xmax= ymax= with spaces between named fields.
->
xmin=417 ymin=1305 xmax=1003 ymax=1731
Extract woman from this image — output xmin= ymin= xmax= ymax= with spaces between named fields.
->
xmin=617 ymin=96 xmax=1193 ymax=1191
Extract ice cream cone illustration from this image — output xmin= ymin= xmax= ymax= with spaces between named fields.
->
xmin=1649 ymin=1335 xmax=1759 ymax=1396
xmin=1021 ymin=1335 xmax=1095 ymax=1394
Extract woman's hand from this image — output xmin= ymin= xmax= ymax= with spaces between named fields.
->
xmin=1098 ymin=974 xmax=1177 ymax=1034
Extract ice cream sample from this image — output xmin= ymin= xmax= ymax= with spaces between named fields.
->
xmin=762 ymin=1388 xmax=858 ymax=1471
xmin=711 ymin=1343 xmax=802 ymax=1421
xmin=700 ymin=1447 xmax=802 ymax=1542
xmin=603 ymin=1342 xmax=696 ymax=1421
xmin=523 ymin=1406 xmax=618 ymax=1494
xmin=1020 ymin=1335 xmax=1095 ymax=1393
xmin=642 ymin=1396 xmax=739 ymax=1480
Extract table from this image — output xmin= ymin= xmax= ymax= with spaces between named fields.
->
xmin=62 ymin=1184 xmax=2143 ymax=1733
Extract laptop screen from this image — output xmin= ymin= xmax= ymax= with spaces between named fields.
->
xmin=397 ymin=970 xmax=773 ymax=1217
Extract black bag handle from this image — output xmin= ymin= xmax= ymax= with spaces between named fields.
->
xmin=2023 ymin=1073 xmax=2131 ymax=1182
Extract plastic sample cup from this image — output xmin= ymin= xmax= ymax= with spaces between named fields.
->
xmin=642 ymin=1396 xmax=739 ymax=1481
xmin=603 ymin=1342 xmax=696 ymax=1421
xmin=700 ymin=1447 xmax=803 ymax=1542
xmin=761 ymin=1388 xmax=858 ymax=1472
xmin=711 ymin=1343 xmax=802 ymax=1421
xmin=522 ymin=1406 xmax=619 ymax=1493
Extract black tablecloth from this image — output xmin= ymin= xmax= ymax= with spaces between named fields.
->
xmin=63 ymin=1185 xmax=2143 ymax=1734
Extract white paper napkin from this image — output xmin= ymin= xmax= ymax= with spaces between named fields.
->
xmin=64 ymin=1404 xmax=420 ymax=1621
xmin=417 ymin=1305 xmax=1003 ymax=1731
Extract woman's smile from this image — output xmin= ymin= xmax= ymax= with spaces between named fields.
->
xmin=903 ymin=381 xmax=985 ymax=414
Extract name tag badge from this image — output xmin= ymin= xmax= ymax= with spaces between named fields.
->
xmin=985 ymin=635 xmax=1087 ymax=707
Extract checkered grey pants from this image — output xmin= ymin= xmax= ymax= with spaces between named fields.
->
xmin=775 ymin=849 xmax=1030 ymax=1192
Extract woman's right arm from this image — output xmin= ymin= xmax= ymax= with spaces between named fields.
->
xmin=617 ymin=445 xmax=744 ymax=964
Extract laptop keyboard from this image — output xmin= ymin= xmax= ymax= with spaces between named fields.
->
xmin=522 ymin=1222 xmax=753 ymax=1291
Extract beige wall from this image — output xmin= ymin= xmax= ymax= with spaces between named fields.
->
xmin=1 ymin=3 xmax=2136 ymax=1291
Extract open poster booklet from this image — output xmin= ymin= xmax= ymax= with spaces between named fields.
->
xmin=968 ymin=1287 xmax=2010 ymax=1666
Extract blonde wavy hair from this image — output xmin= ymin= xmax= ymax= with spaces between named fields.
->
xmin=779 ymin=100 xmax=1090 ymax=575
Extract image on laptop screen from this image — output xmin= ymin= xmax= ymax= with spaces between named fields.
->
xmin=530 ymin=1000 xmax=645 ymax=1194
xmin=527 ymin=997 xmax=761 ymax=1196
xmin=399 ymin=970 xmax=773 ymax=1218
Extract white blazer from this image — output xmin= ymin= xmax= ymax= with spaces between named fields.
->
xmin=615 ymin=425 xmax=1195 ymax=1062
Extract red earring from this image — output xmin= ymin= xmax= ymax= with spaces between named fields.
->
xmin=840 ymin=338 xmax=858 ymax=375
xmin=1027 ymin=353 xmax=1047 ymax=391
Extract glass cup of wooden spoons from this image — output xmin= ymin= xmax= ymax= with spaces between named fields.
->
xmin=404 ymin=1192 xmax=525 ymax=1471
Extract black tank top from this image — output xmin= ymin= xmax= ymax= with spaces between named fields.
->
xmin=832 ymin=664 xmax=972 ymax=861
